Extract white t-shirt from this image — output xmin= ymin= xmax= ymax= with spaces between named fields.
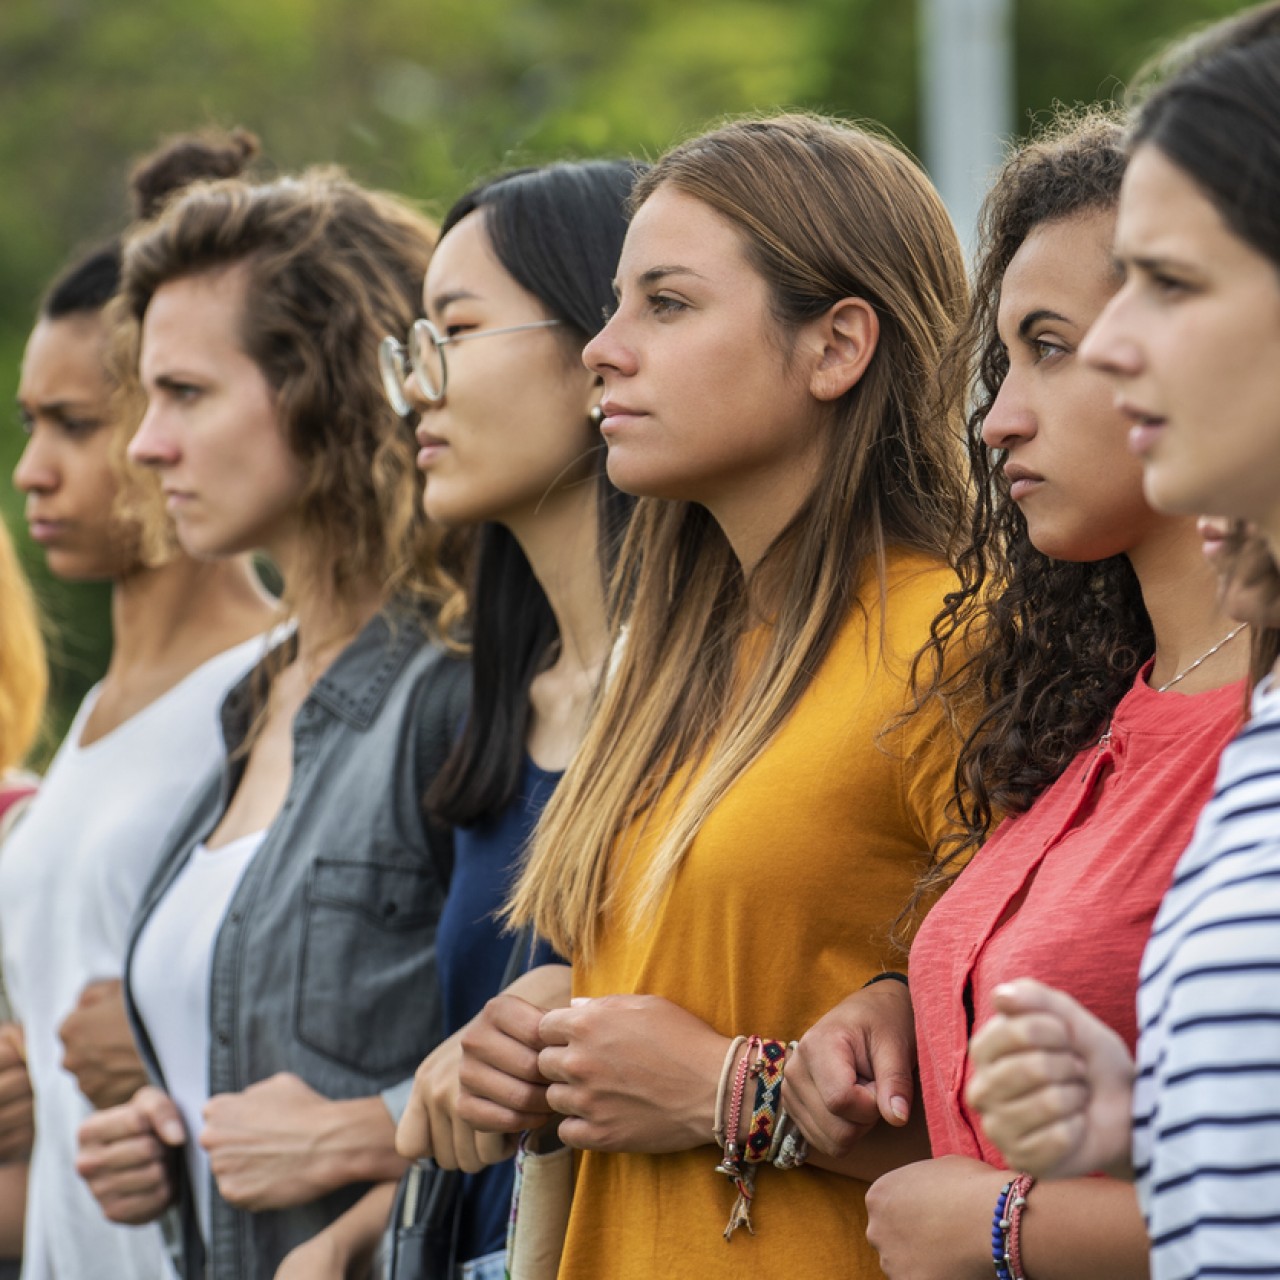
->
xmin=1135 ymin=678 xmax=1280 ymax=1280
xmin=0 ymin=636 xmax=263 ymax=1280
xmin=131 ymin=830 xmax=266 ymax=1245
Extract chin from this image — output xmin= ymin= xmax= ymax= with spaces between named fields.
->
xmin=1142 ymin=470 xmax=1207 ymax=520
xmin=42 ymin=548 xmax=122 ymax=583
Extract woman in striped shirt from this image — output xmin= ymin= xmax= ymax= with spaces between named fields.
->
xmin=968 ymin=7 xmax=1280 ymax=1280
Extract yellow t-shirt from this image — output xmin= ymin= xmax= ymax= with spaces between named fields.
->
xmin=559 ymin=550 xmax=961 ymax=1279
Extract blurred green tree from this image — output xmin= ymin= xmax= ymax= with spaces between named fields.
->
xmin=0 ymin=0 xmax=1250 ymax=755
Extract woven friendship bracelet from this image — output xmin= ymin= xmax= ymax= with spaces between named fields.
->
xmin=744 ymin=1039 xmax=789 ymax=1164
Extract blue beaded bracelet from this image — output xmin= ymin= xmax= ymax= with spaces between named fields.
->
xmin=991 ymin=1174 xmax=1032 ymax=1280
xmin=992 ymin=1180 xmax=1014 ymax=1280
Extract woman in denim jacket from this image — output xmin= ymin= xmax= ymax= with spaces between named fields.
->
xmin=76 ymin=169 xmax=467 ymax=1280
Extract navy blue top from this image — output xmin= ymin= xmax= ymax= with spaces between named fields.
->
xmin=435 ymin=755 xmax=561 ymax=1263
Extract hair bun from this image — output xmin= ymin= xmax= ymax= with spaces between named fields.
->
xmin=129 ymin=127 xmax=262 ymax=221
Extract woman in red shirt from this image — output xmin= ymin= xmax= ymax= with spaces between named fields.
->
xmin=784 ymin=110 xmax=1250 ymax=1279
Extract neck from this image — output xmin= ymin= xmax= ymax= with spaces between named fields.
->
xmin=507 ymin=483 xmax=611 ymax=680
xmin=271 ymin=533 xmax=385 ymax=676
xmin=1128 ymin=517 xmax=1248 ymax=692
xmin=109 ymin=556 xmax=271 ymax=671
xmin=708 ymin=447 xmax=823 ymax=578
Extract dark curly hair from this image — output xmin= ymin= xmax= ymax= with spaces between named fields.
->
xmin=914 ymin=107 xmax=1143 ymax=888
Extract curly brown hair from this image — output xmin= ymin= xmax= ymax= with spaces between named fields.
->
xmin=113 ymin=169 xmax=459 ymax=630
xmin=914 ymin=107 xmax=1143 ymax=887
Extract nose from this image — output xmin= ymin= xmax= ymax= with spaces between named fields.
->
xmin=582 ymin=309 xmax=638 ymax=379
xmin=980 ymin=371 xmax=1036 ymax=451
xmin=13 ymin=430 xmax=58 ymax=495
xmin=1080 ymin=289 xmax=1143 ymax=379
xmin=404 ymin=369 xmax=437 ymax=415
xmin=127 ymin=403 xmax=180 ymax=469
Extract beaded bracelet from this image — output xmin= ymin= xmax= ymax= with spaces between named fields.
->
xmin=991 ymin=1174 xmax=1034 ymax=1280
xmin=713 ymin=1035 xmax=747 ymax=1148
xmin=1006 ymin=1174 xmax=1034 ymax=1279
xmin=715 ymin=1036 xmax=760 ymax=1240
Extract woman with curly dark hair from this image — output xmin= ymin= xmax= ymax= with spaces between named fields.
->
xmin=781 ymin=109 xmax=1250 ymax=1280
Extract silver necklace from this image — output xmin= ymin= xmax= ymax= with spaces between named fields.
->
xmin=1155 ymin=622 xmax=1249 ymax=693
xmin=1098 ymin=622 xmax=1248 ymax=752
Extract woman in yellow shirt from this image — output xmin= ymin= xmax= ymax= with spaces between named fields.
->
xmin=463 ymin=114 xmax=970 ymax=1277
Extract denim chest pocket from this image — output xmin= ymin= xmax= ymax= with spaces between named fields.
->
xmin=296 ymin=857 xmax=441 ymax=1077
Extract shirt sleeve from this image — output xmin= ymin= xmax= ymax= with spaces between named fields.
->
xmin=1144 ymin=858 xmax=1280 ymax=1280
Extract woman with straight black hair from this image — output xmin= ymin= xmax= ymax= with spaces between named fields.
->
xmin=277 ymin=158 xmax=642 ymax=1280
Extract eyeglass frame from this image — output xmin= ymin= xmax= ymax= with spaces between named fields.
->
xmin=378 ymin=316 xmax=564 ymax=415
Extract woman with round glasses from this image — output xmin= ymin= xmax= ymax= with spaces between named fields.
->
xmin=74 ymin=169 xmax=468 ymax=1280
xmin=284 ymin=158 xmax=642 ymax=1280
xmin=380 ymin=315 xmax=564 ymax=409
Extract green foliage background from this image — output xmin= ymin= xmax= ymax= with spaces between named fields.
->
xmin=0 ymin=0 xmax=1250 ymax=753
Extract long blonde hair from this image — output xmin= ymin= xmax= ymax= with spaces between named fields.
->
xmin=506 ymin=114 xmax=969 ymax=962
xmin=0 ymin=523 xmax=47 ymax=773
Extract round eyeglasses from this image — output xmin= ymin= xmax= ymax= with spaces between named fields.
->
xmin=378 ymin=317 xmax=564 ymax=415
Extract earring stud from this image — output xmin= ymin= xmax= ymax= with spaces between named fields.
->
xmin=589 ymin=405 xmax=605 ymax=427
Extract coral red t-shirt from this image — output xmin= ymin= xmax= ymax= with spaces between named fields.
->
xmin=911 ymin=664 xmax=1244 ymax=1163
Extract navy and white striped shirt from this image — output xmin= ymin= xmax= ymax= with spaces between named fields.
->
xmin=1136 ymin=679 xmax=1280 ymax=1280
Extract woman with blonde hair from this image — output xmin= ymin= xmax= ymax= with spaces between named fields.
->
xmin=74 ymin=169 xmax=466 ymax=1279
xmin=455 ymin=113 xmax=970 ymax=1277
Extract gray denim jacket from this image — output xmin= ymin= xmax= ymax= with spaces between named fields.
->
xmin=124 ymin=605 xmax=467 ymax=1280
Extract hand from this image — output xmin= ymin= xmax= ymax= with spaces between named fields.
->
xmin=0 ymin=1024 xmax=33 ymax=1162
xmin=397 ymin=1030 xmax=514 ymax=1173
xmin=202 ymin=1073 xmax=401 ymax=1211
xmin=58 ymin=980 xmax=149 ymax=1111
xmin=782 ymin=980 xmax=915 ymax=1159
xmin=455 ymin=993 xmax=556 ymax=1137
xmin=967 ymin=979 xmax=1135 ymax=1180
xmin=76 ymin=1085 xmax=183 ymax=1224
xmin=537 ymin=995 xmax=726 ymax=1153
xmin=866 ymin=1155 xmax=1007 ymax=1280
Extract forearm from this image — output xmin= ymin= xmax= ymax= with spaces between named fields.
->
xmin=322 ymin=1180 xmax=397 ymax=1273
xmin=505 ymin=962 xmax=571 ymax=1010
xmin=0 ymin=1162 xmax=25 ymax=1258
xmin=315 ymin=1097 xmax=409 ymax=1191
xmin=1017 ymin=1179 xmax=1149 ymax=1280
xmin=805 ymin=1098 xmax=931 ymax=1182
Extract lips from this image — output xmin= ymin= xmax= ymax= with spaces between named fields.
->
xmin=1115 ymin=399 xmax=1168 ymax=458
xmin=598 ymin=400 xmax=647 ymax=433
xmin=1003 ymin=464 xmax=1045 ymax=502
xmin=25 ymin=517 xmax=66 ymax=543
xmin=415 ymin=431 xmax=448 ymax=470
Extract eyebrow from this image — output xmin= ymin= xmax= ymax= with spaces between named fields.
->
xmin=428 ymin=288 xmax=481 ymax=316
xmin=1016 ymin=308 xmax=1072 ymax=340
xmin=16 ymin=396 xmax=100 ymax=415
xmin=148 ymin=373 xmax=203 ymax=392
xmin=611 ymin=265 xmax=708 ymax=297
xmin=1125 ymin=252 xmax=1198 ymax=279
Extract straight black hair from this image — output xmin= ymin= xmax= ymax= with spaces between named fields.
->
xmin=427 ymin=159 xmax=645 ymax=828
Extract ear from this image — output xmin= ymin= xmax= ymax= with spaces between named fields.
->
xmin=806 ymin=298 xmax=879 ymax=403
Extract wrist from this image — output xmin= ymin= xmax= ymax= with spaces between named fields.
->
xmin=316 ymin=1096 xmax=404 ymax=1189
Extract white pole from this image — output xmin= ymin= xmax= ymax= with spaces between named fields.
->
xmin=920 ymin=0 xmax=1014 ymax=257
